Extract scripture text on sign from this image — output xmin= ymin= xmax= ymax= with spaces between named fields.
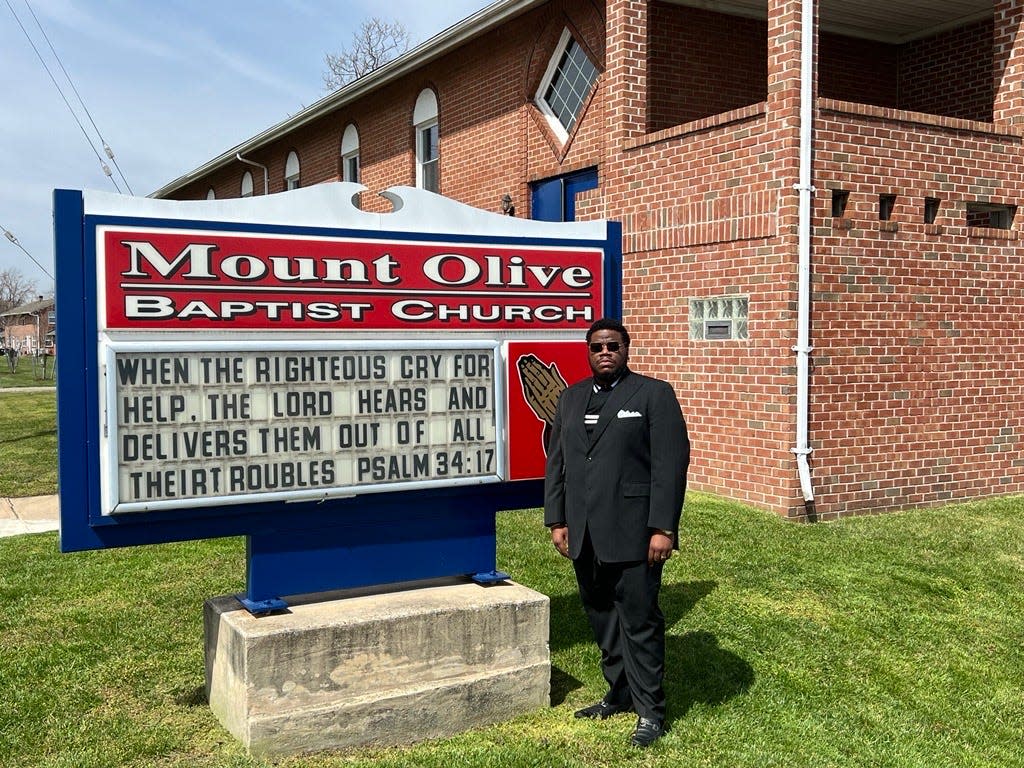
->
xmin=107 ymin=346 xmax=500 ymax=513
xmin=100 ymin=228 xmax=604 ymax=331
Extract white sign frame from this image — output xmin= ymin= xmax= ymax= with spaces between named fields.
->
xmin=100 ymin=338 xmax=505 ymax=515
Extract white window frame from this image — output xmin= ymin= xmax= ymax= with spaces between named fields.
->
xmin=285 ymin=151 xmax=300 ymax=191
xmin=341 ymin=124 xmax=360 ymax=183
xmin=413 ymin=89 xmax=439 ymax=193
xmin=240 ymin=171 xmax=253 ymax=198
xmin=535 ymin=28 xmax=599 ymax=143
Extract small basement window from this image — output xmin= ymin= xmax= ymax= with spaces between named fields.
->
xmin=831 ymin=189 xmax=849 ymax=217
xmin=924 ymin=197 xmax=940 ymax=224
xmin=879 ymin=194 xmax=897 ymax=221
xmin=966 ymin=202 xmax=1016 ymax=230
xmin=689 ymin=296 xmax=749 ymax=341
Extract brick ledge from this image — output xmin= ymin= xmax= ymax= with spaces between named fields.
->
xmin=625 ymin=102 xmax=767 ymax=151
xmin=818 ymin=98 xmax=1023 ymax=139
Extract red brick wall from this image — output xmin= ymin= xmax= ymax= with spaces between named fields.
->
xmin=813 ymin=102 xmax=1024 ymax=517
xmin=645 ymin=9 xmax=992 ymax=132
xmin=818 ymin=21 xmax=992 ymax=122
xmin=900 ymin=20 xmax=993 ymax=122
xmin=601 ymin=0 xmax=807 ymax=515
xmin=819 ymin=33 xmax=898 ymax=108
xmin=647 ymin=3 xmax=767 ymax=133
xmin=3 ymin=319 xmax=50 ymax=350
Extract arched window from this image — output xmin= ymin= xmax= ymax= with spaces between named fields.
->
xmin=285 ymin=151 xmax=300 ymax=190
xmin=240 ymin=171 xmax=253 ymax=198
xmin=413 ymin=89 xmax=439 ymax=193
xmin=341 ymin=124 xmax=360 ymax=183
xmin=206 ymin=188 xmax=216 ymax=200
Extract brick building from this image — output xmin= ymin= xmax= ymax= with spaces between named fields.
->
xmin=1 ymin=295 xmax=55 ymax=353
xmin=154 ymin=0 xmax=1024 ymax=520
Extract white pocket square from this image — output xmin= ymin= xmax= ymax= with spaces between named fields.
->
xmin=617 ymin=409 xmax=642 ymax=418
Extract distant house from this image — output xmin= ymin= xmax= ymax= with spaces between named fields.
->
xmin=1 ymin=296 xmax=55 ymax=353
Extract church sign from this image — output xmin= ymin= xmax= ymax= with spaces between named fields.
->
xmin=55 ymin=184 xmax=620 ymax=610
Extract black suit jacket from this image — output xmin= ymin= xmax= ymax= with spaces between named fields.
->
xmin=544 ymin=368 xmax=690 ymax=563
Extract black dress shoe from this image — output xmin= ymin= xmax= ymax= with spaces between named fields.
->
xmin=630 ymin=716 xmax=665 ymax=747
xmin=574 ymin=699 xmax=634 ymax=719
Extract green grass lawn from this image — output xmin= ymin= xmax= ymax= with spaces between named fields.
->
xmin=0 ymin=390 xmax=57 ymax=496
xmin=0 ymin=357 xmax=57 ymax=388
xmin=2 ymin=492 xmax=1023 ymax=768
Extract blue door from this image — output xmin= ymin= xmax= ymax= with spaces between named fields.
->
xmin=531 ymin=167 xmax=598 ymax=222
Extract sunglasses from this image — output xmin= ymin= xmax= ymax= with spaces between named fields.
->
xmin=588 ymin=341 xmax=623 ymax=353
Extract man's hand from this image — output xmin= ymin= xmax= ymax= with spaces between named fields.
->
xmin=648 ymin=532 xmax=673 ymax=567
xmin=550 ymin=524 xmax=570 ymax=558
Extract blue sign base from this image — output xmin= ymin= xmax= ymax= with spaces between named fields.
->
xmin=244 ymin=498 xmax=503 ymax=607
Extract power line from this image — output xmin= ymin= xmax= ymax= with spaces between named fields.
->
xmin=4 ymin=0 xmax=123 ymax=193
xmin=1 ymin=224 xmax=55 ymax=281
xmin=22 ymin=0 xmax=133 ymax=194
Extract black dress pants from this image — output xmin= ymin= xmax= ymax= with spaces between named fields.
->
xmin=572 ymin=527 xmax=666 ymax=721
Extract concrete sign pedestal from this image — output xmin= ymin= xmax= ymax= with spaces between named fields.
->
xmin=204 ymin=579 xmax=550 ymax=756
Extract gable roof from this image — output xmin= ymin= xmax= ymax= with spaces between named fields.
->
xmin=0 ymin=297 xmax=54 ymax=319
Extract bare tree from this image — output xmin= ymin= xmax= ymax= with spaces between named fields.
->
xmin=0 ymin=267 xmax=37 ymax=314
xmin=1 ymin=268 xmax=38 ymax=368
xmin=323 ymin=18 xmax=411 ymax=91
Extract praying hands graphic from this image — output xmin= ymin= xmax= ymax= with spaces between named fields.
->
xmin=517 ymin=354 xmax=567 ymax=454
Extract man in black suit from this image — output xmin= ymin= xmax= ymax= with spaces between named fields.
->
xmin=544 ymin=317 xmax=690 ymax=747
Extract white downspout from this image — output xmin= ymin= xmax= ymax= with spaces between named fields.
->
xmin=236 ymin=153 xmax=270 ymax=195
xmin=792 ymin=0 xmax=816 ymax=516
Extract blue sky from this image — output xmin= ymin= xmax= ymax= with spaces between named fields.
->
xmin=0 ymin=0 xmax=491 ymax=291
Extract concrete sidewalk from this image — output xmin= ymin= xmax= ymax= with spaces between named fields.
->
xmin=0 ymin=495 xmax=59 ymax=538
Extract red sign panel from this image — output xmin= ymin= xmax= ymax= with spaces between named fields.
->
xmin=505 ymin=340 xmax=593 ymax=481
xmin=100 ymin=229 xmax=603 ymax=331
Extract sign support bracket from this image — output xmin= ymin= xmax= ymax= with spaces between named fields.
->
xmin=471 ymin=570 xmax=510 ymax=585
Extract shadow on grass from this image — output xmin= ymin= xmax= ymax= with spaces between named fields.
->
xmin=665 ymin=630 xmax=754 ymax=723
xmin=548 ymin=579 xmax=718 ymax=654
xmin=546 ymin=580 xmax=750 ymax=713
xmin=662 ymin=579 xmax=717 ymax=626
xmin=550 ymin=665 xmax=584 ymax=705
xmin=0 ymin=428 xmax=56 ymax=444
xmin=176 ymin=685 xmax=209 ymax=707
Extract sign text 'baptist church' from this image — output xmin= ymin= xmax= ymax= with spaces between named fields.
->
xmin=101 ymin=229 xmax=604 ymax=330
